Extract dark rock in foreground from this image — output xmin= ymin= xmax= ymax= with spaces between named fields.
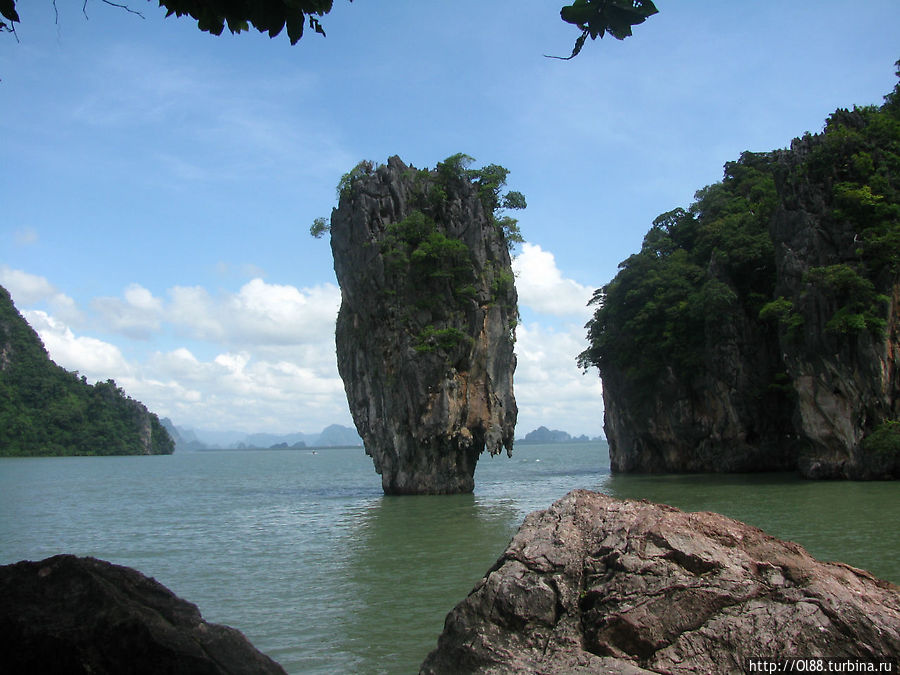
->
xmin=421 ymin=490 xmax=900 ymax=674
xmin=0 ymin=554 xmax=286 ymax=675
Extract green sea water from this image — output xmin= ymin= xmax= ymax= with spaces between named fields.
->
xmin=0 ymin=442 xmax=896 ymax=674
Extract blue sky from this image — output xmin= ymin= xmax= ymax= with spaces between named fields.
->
xmin=1 ymin=1 xmax=898 ymax=438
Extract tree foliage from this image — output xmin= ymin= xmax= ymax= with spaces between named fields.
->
xmin=551 ymin=0 xmax=659 ymax=60
xmin=2 ymin=1 xmax=342 ymax=44
xmin=578 ymin=153 xmax=779 ymax=383
xmin=315 ymin=154 xmax=525 ymax=363
xmin=0 ymin=286 xmax=174 ymax=456
xmin=579 ymin=70 xmax=900 ymax=393
xmin=3 ymin=0 xmax=657 ymax=58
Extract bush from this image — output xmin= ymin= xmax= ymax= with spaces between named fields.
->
xmin=861 ymin=421 xmax=900 ymax=457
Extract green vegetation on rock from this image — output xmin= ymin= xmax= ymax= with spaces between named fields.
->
xmin=580 ymin=67 xmax=900 ymax=386
xmin=861 ymin=420 xmax=900 ymax=457
xmin=316 ymin=153 xmax=525 ymax=364
xmin=0 ymin=286 xmax=174 ymax=457
xmin=578 ymin=152 xmax=779 ymax=385
xmin=580 ymin=64 xmax=900 ymax=478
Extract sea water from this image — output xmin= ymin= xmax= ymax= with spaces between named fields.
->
xmin=1 ymin=442 xmax=897 ymax=674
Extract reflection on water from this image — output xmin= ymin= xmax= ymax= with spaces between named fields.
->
xmin=339 ymin=494 xmax=518 ymax=674
xmin=1 ymin=443 xmax=896 ymax=675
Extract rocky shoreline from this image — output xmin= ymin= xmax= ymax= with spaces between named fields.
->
xmin=421 ymin=490 xmax=900 ymax=674
xmin=4 ymin=491 xmax=897 ymax=674
xmin=0 ymin=555 xmax=286 ymax=675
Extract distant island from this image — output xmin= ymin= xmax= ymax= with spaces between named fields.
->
xmin=161 ymin=421 xmax=363 ymax=452
xmin=516 ymin=426 xmax=600 ymax=444
xmin=161 ymin=420 xmax=598 ymax=451
xmin=0 ymin=285 xmax=174 ymax=457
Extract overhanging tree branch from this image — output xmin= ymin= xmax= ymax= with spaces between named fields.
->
xmin=4 ymin=0 xmax=659 ymax=57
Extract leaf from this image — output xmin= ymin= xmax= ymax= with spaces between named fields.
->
xmin=545 ymin=29 xmax=588 ymax=60
xmin=0 ymin=0 xmax=20 ymax=23
xmin=310 ymin=16 xmax=326 ymax=36
xmin=560 ymin=4 xmax=593 ymax=27
xmin=551 ymin=0 xmax=658 ymax=58
xmin=286 ymin=8 xmax=304 ymax=44
xmin=267 ymin=16 xmax=286 ymax=38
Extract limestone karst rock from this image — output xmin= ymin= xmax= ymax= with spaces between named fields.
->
xmin=326 ymin=155 xmax=520 ymax=494
xmin=584 ymin=95 xmax=899 ymax=479
xmin=0 ymin=555 xmax=286 ymax=675
xmin=420 ymin=490 xmax=900 ymax=674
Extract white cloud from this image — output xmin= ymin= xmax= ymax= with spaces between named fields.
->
xmin=0 ymin=266 xmax=84 ymax=325
xmin=4 ymin=269 xmax=350 ymax=434
xmin=2 ymin=267 xmax=61 ymax=305
xmin=512 ymin=243 xmax=593 ymax=319
xmin=145 ymin=346 xmax=348 ymax=433
xmin=92 ymin=283 xmax=164 ymax=339
xmin=513 ymin=321 xmax=604 ymax=438
xmin=168 ymin=285 xmax=223 ymax=341
xmin=228 ymin=279 xmax=341 ymax=345
xmin=23 ymin=310 xmax=132 ymax=383
xmin=168 ymin=279 xmax=341 ymax=346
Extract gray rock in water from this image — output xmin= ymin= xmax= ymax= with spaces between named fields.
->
xmin=594 ymin=106 xmax=900 ymax=480
xmin=328 ymin=156 xmax=518 ymax=494
xmin=420 ymin=490 xmax=900 ymax=674
xmin=0 ymin=554 xmax=286 ymax=675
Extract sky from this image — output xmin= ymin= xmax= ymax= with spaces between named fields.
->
xmin=1 ymin=1 xmax=898 ymax=439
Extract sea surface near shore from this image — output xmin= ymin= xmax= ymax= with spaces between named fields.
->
xmin=1 ymin=442 xmax=896 ymax=674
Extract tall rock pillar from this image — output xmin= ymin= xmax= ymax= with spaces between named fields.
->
xmin=326 ymin=155 xmax=519 ymax=494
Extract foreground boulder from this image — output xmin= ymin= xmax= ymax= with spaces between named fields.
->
xmin=421 ymin=490 xmax=900 ymax=674
xmin=0 ymin=555 xmax=286 ymax=675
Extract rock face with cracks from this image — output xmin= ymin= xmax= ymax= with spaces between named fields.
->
xmin=0 ymin=554 xmax=286 ymax=675
xmin=329 ymin=156 xmax=518 ymax=494
xmin=592 ymin=104 xmax=900 ymax=480
xmin=420 ymin=490 xmax=900 ymax=674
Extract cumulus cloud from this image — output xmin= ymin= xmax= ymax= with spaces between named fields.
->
xmin=145 ymin=346 xmax=347 ymax=432
xmin=2 ymin=266 xmax=62 ymax=305
xmin=92 ymin=283 xmax=165 ymax=339
xmin=1 ymin=266 xmax=84 ymax=325
xmin=227 ymin=279 xmax=341 ymax=344
xmin=168 ymin=279 xmax=341 ymax=346
xmin=4 ymin=262 xmax=604 ymax=436
xmin=3 ymin=267 xmax=349 ymax=433
xmin=512 ymin=243 xmax=594 ymax=319
xmin=513 ymin=322 xmax=604 ymax=438
xmin=23 ymin=310 xmax=132 ymax=382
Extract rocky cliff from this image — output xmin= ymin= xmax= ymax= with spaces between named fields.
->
xmin=325 ymin=155 xmax=521 ymax=494
xmin=582 ymin=79 xmax=900 ymax=479
xmin=0 ymin=285 xmax=174 ymax=456
xmin=420 ymin=490 xmax=900 ymax=674
xmin=0 ymin=555 xmax=286 ymax=674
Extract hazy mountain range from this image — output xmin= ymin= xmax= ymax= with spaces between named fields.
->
xmin=161 ymin=420 xmax=602 ymax=451
xmin=161 ymin=420 xmax=363 ymax=451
